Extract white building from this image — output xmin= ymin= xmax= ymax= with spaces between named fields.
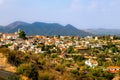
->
xmin=85 ymin=59 xmax=98 ymax=68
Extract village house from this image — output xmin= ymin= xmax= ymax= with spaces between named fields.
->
xmin=74 ymin=45 xmax=88 ymax=52
xmin=90 ymin=44 xmax=103 ymax=49
xmin=0 ymin=32 xmax=3 ymax=38
xmin=95 ymin=36 xmax=98 ymax=40
xmin=85 ymin=59 xmax=98 ymax=68
xmin=2 ymin=33 xmax=18 ymax=40
xmin=107 ymin=66 xmax=120 ymax=73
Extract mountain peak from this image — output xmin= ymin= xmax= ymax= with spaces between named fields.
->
xmin=65 ymin=24 xmax=78 ymax=30
xmin=6 ymin=21 xmax=29 ymax=28
xmin=66 ymin=24 xmax=72 ymax=26
xmin=32 ymin=22 xmax=46 ymax=24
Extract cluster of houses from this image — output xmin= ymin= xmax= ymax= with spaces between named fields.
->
xmin=0 ymin=31 xmax=105 ymax=54
xmin=0 ymin=31 xmax=119 ymax=73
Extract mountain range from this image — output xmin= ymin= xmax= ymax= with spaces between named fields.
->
xmin=0 ymin=21 xmax=93 ymax=37
xmin=85 ymin=28 xmax=120 ymax=35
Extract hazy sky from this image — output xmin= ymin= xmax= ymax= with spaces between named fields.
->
xmin=0 ymin=0 xmax=120 ymax=29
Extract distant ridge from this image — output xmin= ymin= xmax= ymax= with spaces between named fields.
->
xmin=85 ymin=28 xmax=120 ymax=35
xmin=0 ymin=21 xmax=93 ymax=37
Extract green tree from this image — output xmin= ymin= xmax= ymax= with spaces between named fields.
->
xmin=67 ymin=46 xmax=75 ymax=53
xmin=57 ymin=35 xmax=60 ymax=38
xmin=73 ymin=55 xmax=85 ymax=61
xmin=18 ymin=30 xmax=27 ymax=39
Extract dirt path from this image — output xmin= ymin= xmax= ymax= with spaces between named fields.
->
xmin=0 ymin=53 xmax=16 ymax=72
xmin=0 ymin=70 xmax=15 ymax=80
xmin=0 ymin=53 xmax=17 ymax=80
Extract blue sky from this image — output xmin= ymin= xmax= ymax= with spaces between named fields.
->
xmin=0 ymin=0 xmax=120 ymax=29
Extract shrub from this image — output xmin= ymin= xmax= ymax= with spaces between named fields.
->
xmin=8 ymin=75 xmax=21 ymax=80
xmin=16 ymin=63 xmax=38 ymax=80
xmin=39 ymin=71 xmax=55 ymax=80
xmin=55 ymin=64 xmax=64 ymax=74
xmin=70 ymin=68 xmax=79 ymax=76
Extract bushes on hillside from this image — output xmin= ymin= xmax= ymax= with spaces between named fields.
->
xmin=16 ymin=63 xmax=38 ymax=80
xmin=39 ymin=71 xmax=55 ymax=80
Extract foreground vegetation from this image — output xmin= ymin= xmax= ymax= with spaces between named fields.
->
xmin=0 ymin=46 xmax=118 ymax=80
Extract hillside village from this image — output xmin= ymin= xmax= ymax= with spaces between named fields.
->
xmin=0 ymin=30 xmax=120 ymax=80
